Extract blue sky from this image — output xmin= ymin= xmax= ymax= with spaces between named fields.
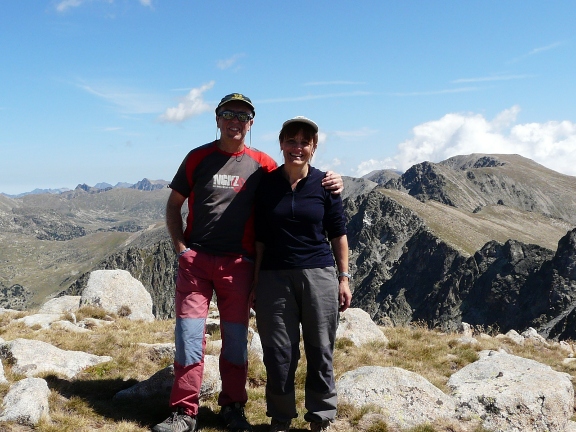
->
xmin=1 ymin=1 xmax=575 ymax=195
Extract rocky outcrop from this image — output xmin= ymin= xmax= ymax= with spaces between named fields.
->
xmin=0 ymin=283 xmax=32 ymax=311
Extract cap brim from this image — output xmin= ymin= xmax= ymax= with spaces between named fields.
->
xmin=282 ymin=117 xmax=318 ymax=133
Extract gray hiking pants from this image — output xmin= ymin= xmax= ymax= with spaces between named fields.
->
xmin=255 ymin=267 xmax=339 ymax=423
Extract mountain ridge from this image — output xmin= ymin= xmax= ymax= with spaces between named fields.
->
xmin=2 ymin=178 xmax=169 ymax=198
xmin=2 ymin=154 xmax=575 ymax=340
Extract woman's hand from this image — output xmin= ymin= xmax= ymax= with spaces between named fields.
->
xmin=338 ymin=279 xmax=352 ymax=312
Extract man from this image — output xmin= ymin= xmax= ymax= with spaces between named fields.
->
xmin=153 ymin=93 xmax=342 ymax=432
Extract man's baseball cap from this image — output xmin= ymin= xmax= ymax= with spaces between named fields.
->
xmin=281 ymin=116 xmax=318 ymax=133
xmin=216 ymin=93 xmax=255 ymax=116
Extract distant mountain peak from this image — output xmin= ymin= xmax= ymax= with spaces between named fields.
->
xmin=130 ymin=179 xmax=169 ymax=191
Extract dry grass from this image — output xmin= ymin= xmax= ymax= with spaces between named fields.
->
xmin=0 ymin=309 xmax=574 ymax=431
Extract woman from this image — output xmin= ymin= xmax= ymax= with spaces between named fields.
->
xmin=253 ymin=116 xmax=352 ymax=432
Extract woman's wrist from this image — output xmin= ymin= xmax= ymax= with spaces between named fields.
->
xmin=338 ymin=271 xmax=351 ymax=281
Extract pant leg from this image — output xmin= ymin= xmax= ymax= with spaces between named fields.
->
xmin=169 ymin=249 xmax=214 ymax=417
xmin=255 ymin=270 xmax=301 ymax=422
xmin=213 ymin=254 xmax=254 ymax=407
xmin=300 ymin=267 xmax=339 ymax=423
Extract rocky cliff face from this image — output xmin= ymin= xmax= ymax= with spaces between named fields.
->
xmin=347 ymin=188 xmax=576 ymax=339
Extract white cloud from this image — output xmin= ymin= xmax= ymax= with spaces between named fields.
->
xmin=355 ymin=158 xmax=396 ymax=177
xmin=356 ymin=106 xmax=576 ymax=178
xmin=490 ymin=105 xmax=520 ymax=131
xmin=217 ymin=54 xmax=245 ymax=70
xmin=159 ymin=82 xmax=215 ymax=123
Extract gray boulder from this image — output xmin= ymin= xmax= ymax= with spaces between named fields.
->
xmin=336 ymin=307 xmax=388 ymax=346
xmin=0 ymin=377 xmax=50 ymax=426
xmin=336 ymin=366 xmax=456 ymax=429
xmin=38 ymin=295 xmax=80 ymax=314
xmin=14 ymin=313 xmax=64 ymax=329
xmin=113 ymin=355 xmax=221 ymax=402
xmin=0 ymin=338 xmax=112 ymax=379
xmin=448 ymin=350 xmax=574 ymax=432
xmin=81 ymin=269 xmax=154 ymax=321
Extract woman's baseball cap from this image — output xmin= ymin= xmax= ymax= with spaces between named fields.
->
xmin=281 ymin=116 xmax=318 ymax=133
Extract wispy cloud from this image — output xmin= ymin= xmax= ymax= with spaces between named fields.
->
xmin=76 ymin=79 xmax=168 ymax=114
xmin=159 ymin=81 xmax=215 ymax=123
xmin=452 ymin=74 xmax=533 ymax=84
xmin=55 ymin=0 xmax=85 ymax=12
xmin=259 ymin=91 xmax=373 ymax=104
xmin=333 ymin=127 xmax=378 ymax=139
xmin=55 ymin=0 xmax=152 ymax=13
xmin=528 ymin=41 xmax=563 ymax=55
xmin=392 ymin=87 xmax=479 ymax=97
xmin=217 ymin=54 xmax=245 ymax=70
xmin=508 ymin=41 xmax=563 ymax=63
xmin=303 ymin=81 xmax=366 ymax=86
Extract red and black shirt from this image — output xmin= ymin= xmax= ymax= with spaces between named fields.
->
xmin=169 ymin=141 xmax=277 ymax=257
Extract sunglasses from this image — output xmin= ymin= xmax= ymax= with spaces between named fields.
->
xmin=218 ymin=110 xmax=253 ymax=122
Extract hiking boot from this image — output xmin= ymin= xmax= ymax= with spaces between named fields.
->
xmin=269 ymin=418 xmax=292 ymax=431
xmin=219 ymin=402 xmax=253 ymax=432
xmin=152 ymin=407 xmax=197 ymax=432
xmin=310 ymin=420 xmax=332 ymax=432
